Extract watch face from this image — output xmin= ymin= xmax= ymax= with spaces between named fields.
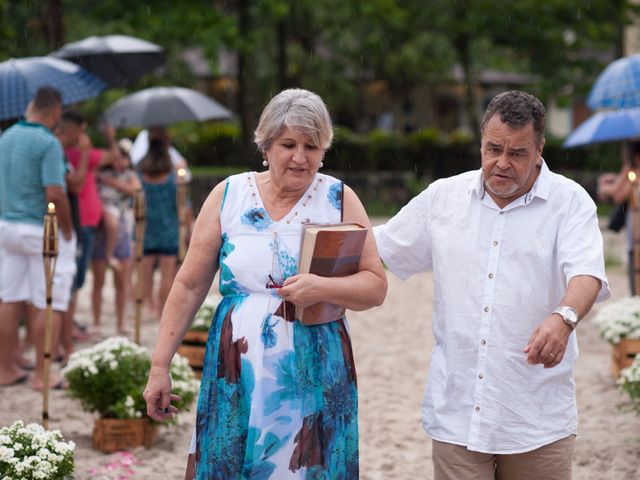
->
xmin=564 ymin=308 xmax=578 ymax=323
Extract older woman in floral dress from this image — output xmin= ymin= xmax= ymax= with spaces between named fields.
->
xmin=144 ymin=88 xmax=387 ymax=479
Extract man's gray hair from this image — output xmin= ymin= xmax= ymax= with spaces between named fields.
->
xmin=481 ymin=90 xmax=546 ymax=145
xmin=254 ymin=89 xmax=333 ymax=153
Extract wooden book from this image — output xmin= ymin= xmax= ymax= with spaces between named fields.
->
xmin=296 ymin=222 xmax=368 ymax=325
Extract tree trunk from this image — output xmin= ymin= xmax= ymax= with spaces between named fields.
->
xmin=456 ymin=32 xmax=479 ymax=141
xmin=237 ymin=0 xmax=252 ymax=144
xmin=45 ymin=0 xmax=64 ymax=49
xmin=452 ymin=0 xmax=479 ymax=142
xmin=277 ymin=19 xmax=288 ymax=90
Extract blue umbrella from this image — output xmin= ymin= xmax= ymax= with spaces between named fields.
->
xmin=563 ymin=108 xmax=640 ymax=148
xmin=587 ymin=54 xmax=640 ymax=110
xmin=0 ymin=56 xmax=106 ymax=121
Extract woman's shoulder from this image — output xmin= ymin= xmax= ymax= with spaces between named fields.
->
xmin=226 ymin=171 xmax=254 ymax=184
xmin=315 ymin=171 xmax=342 ymax=185
xmin=142 ymin=171 xmax=172 ymax=185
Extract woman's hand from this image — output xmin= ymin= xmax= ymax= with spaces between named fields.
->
xmin=278 ymin=274 xmax=327 ymax=307
xmin=143 ymin=366 xmax=182 ymax=421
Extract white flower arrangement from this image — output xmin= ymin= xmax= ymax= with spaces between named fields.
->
xmin=591 ymin=296 xmax=640 ymax=344
xmin=619 ymin=354 xmax=640 ymax=415
xmin=0 ymin=420 xmax=75 ymax=480
xmin=190 ymin=294 xmax=219 ymax=332
xmin=62 ymin=337 xmax=199 ymax=420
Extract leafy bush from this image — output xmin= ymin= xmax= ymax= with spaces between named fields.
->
xmin=190 ymin=294 xmax=219 ymax=332
xmin=62 ymin=337 xmax=199 ymax=420
xmin=591 ymin=297 xmax=640 ymax=344
xmin=620 ymin=354 xmax=640 ymax=415
xmin=0 ymin=420 xmax=75 ymax=480
xmin=171 ymin=122 xmax=245 ymax=168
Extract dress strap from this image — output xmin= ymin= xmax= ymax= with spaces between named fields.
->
xmin=340 ymin=181 xmax=345 ymax=222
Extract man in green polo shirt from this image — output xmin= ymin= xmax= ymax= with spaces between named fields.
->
xmin=0 ymin=86 xmax=76 ymax=389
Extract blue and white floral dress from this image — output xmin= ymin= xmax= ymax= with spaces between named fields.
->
xmin=195 ymin=172 xmax=358 ymax=479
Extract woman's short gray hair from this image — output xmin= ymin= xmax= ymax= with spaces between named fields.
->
xmin=254 ymin=89 xmax=333 ymax=153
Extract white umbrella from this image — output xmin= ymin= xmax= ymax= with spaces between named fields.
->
xmin=103 ymin=86 xmax=233 ymax=128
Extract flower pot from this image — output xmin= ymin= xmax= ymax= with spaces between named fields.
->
xmin=611 ymin=339 xmax=640 ymax=377
xmin=92 ymin=418 xmax=159 ymax=453
xmin=177 ymin=330 xmax=208 ymax=378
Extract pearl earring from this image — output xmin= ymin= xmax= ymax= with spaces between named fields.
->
xmin=262 ymin=159 xmax=268 ymax=167
xmin=319 ymin=162 xmax=324 ymax=168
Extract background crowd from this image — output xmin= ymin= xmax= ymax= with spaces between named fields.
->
xmin=0 ymin=86 xmax=192 ymax=390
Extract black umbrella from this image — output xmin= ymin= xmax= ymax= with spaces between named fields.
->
xmin=50 ymin=35 xmax=164 ymax=87
xmin=103 ymin=87 xmax=233 ymax=128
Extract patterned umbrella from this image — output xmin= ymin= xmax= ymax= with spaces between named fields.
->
xmin=587 ymin=54 xmax=640 ymax=110
xmin=103 ymin=87 xmax=233 ymax=128
xmin=563 ymin=107 xmax=640 ymax=148
xmin=0 ymin=56 xmax=105 ymax=121
xmin=50 ymin=35 xmax=165 ymax=87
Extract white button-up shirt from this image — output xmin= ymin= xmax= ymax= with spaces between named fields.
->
xmin=374 ymin=162 xmax=610 ymax=454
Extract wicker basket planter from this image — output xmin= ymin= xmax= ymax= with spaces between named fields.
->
xmin=93 ymin=418 xmax=159 ymax=453
xmin=177 ymin=330 xmax=208 ymax=378
xmin=612 ymin=339 xmax=640 ymax=377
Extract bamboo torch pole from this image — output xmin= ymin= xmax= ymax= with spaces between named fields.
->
xmin=42 ymin=202 xmax=59 ymax=429
xmin=629 ymin=170 xmax=640 ymax=295
xmin=177 ymin=168 xmax=187 ymax=266
xmin=134 ymin=189 xmax=146 ymax=345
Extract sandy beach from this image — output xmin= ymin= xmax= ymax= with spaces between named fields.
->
xmin=1 ymin=224 xmax=639 ymax=479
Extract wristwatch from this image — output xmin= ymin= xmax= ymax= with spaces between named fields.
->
xmin=553 ymin=306 xmax=579 ymax=330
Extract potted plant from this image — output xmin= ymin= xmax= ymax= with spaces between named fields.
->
xmin=0 ymin=420 xmax=75 ymax=479
xmin=177 ymin=294 xmax=218 ymax=378
xmin=592 ymin=296 xmax=640 ymax=376
xmin=619 ymin=354 xmax=640 ymax=415
xmin=62 ymin=337 xmax=199 ymax=453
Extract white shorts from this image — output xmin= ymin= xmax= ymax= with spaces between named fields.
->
xmin=0 ymin=220 xmax=77 ymax=311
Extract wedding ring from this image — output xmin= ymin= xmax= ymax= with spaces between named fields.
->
xmin=549 ymin=352 xmax=557 ymax=358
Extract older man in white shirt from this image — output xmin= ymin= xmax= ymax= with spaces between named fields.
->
xmin=374 ymin=90 xmax=609 ymax=480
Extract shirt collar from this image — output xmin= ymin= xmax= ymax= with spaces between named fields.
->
xmin=468 ymin=158 xmax=551 ymax=204
xmin=18 ymin=119 xmax=52 ymax=133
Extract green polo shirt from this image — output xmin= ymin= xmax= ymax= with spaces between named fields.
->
xmin=0 ymin=120 xmax=66 ymax=225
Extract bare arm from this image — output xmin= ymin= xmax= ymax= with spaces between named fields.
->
xmin=524 ymin=275 xmax=602 ymax=368
xmin=611 ymin=166 xmax=634 ymax=205
xmin=278 ymin=185 xmax=388 ymax=311
xmin=65 ymin=134 xmax=91 ymax=193
xmin=97 ymin=124 xmax=120 ymax=167
xmin=144 ymin=181 xmax=226 ymax=420
xmin=45 ymin=186 xmax=73 ymax=240
xmin=100 ymin=171 xmax=141 ymax=196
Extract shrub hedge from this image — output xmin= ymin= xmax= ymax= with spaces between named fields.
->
xmin=164 ymin=123 xmax=622 ymax=178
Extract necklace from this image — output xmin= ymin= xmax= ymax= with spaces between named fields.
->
xmin=247 ymin=173 xmax=323 ymax=224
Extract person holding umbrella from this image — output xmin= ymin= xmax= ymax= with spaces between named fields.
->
xmin=0 ymin=87 xmax=76 ymax=389
xmin=137 ymin=137 xmax=184 ymax=319
xmin=130 ymin=126 xmax=191 ymax=180
xmin=598 ymin=141 xmax=640 ymax=294
xmin=56 ymin=111 xmax=120 ymax=337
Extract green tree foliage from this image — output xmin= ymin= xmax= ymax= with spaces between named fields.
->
xmin=0 ymin=0 xmax=637 ymax=139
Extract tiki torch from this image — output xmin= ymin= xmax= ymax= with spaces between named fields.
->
xmin=177 ymin=168 xmax=188 ymax=266
xmin=134 ymin=189 xmax=146 ymax=345
xmin=629 ymin=170 xmax=640 ymax=295
xmin=42 ymin=202 xmax=58 ymax=430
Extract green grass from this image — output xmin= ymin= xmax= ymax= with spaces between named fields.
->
xmin=597 ymin=202 xmax=616 ymax=218
xmin=191 ymin=166 xmax=246 ymax=177
xmin=604 ymin=254 xmax=622 ymax=269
